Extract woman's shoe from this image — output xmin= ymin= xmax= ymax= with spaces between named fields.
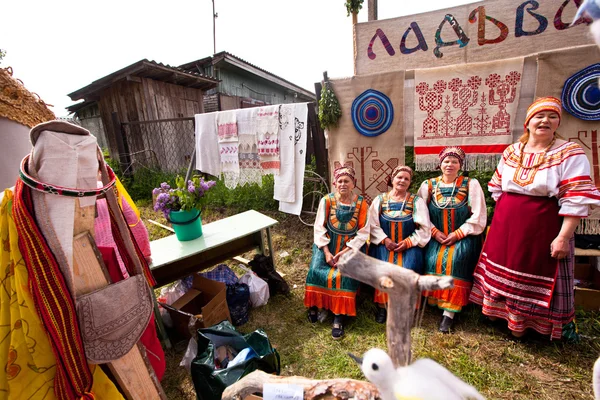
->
xmin=375 ymin=307 xmax=387 ymax=324
xmin=318 ymin=309 xmax=329 ymax=323
xmin=438 ymin=316 xmax=453 ymax=334
xmin=332 ymin=315 xmax=345 ymax=339
xmin=307 ymin=307 xmax=318 ymax=323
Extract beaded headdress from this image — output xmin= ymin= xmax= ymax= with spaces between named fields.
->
xmin=438 ymin=146 xmax=466 ymax=167
xmin=333 ymin=165 xmax=356 ymax=185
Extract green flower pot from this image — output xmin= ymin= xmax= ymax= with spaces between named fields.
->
xmin=169 ymin=209 xmax=203 ymax=241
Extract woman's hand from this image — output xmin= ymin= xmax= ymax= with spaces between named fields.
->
xmin=433 ymin=230 xmax=447 ymax=244
xmin=333 ymin=247 xmax=351 ymax=266
xmin=550 ymin=236 xmax=570 ymax=259
xmin=394 ymin=241 xmax=407 ymax=253
xmin=384 ymin=237 xmax=398 ymax=252
xmin=441 ymin=232 xmax=458 ymax=246
xmin=324 ymin=249 xmax=336 ymax=267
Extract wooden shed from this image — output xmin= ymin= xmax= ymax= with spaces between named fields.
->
xmin=67 ymin=59 xmax=219 ymax=164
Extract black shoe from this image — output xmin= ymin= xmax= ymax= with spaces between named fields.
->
xmin=332 ymin=315 xmax=345 ymax=340
xmin=438 ymin=316 xmax=453 ymax=334
xmin=375 ymin=307 xmax=387 ymax=324
xmin=307 ymin=307 xmax=318 ymax=323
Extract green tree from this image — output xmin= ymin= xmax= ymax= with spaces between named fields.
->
xmin=0 ymin=49 xmax=5 ymax=64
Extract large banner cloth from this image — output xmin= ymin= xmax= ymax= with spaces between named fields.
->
xmin=536 ymin=45 xmax=600 ymax=234
xmin=413 ymin=57 xmax=524 ymax=171
xmin=327 ymin=71 xmax=405 ymax=204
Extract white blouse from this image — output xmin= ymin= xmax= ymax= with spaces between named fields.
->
xmin=417 ymin=178 xmax=487 ymax=237
xmin=313 ymin=195 xmax=370 ymax=251
xmin=488 ymin=140 xmax=600 ymax=217
xmin=368 ymin=194 xmax=432 ymax=248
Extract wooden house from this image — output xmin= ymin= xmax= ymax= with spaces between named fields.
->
xmin=178 ymin=51 xmax=314 ymax=111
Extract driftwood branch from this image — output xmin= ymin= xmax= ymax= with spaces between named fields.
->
xmin=337 ymin=250 xmax=453 ymax=368
xmin=222 ymin=371 xmax=380 ymax=400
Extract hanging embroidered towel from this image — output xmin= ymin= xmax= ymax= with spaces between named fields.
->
xmin=195 ymin=112 xmax=220 ymax=177
xmin=237 ymin=108 xmax=262 ymax=187
xmin=256 ymin=105 xmax=280 ymax=175
xmin=279 ymin=103 xmax=308 ymax=216
xmin=216 ymin=110 xmax=239 ymax=189
xmin=274 ymin=104 xmax=295 ymax=202
xmin=413 ymin=57 xmax=524 ymax=171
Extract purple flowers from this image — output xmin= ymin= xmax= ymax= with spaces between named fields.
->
xmin=153 ymin=175 xmax=216 ymax=218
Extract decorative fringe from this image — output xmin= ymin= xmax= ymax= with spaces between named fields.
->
xmin=415 ymin=153 xmax=502 ymax=171
xmin=576 ymin=218 xmax=600 ymax=235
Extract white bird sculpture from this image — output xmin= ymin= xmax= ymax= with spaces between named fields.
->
xmin=350 ymin=348 xmax=485 ymax=400
xmin=574 ymin=0 xmax=600 ymax=46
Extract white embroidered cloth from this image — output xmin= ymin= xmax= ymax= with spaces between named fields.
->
xmin=256 ymin=105 xmax=280 ymax=175
xmin=217 ymin=110 xmax=239 ymax=189
xmin=274 ymin=104 xmax=295 ymax=202
xmin=237 ymin=108 xmax=262 ymax=187
xmin=279 ymin=103 xmax=308 ymax=215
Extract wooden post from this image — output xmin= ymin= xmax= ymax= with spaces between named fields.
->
xmin=368 ymin=0 xmax=377 ymax=21
xmin=307 ymin=103 xmax=329 ymax=185
xmin=337 ymin=250 xmax=453 ymax=368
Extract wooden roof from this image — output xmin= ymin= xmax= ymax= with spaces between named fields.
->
xmin=179 ymin=51 xmax=315 ymax=101
xmin=67 ymin=59 xmax=220 ymax=101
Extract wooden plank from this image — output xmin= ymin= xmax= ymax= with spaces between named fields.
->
xmin=574 ymin=248 xmax=600 ymax=257
xmin=72 ymin=200 xmax=165 ymax=399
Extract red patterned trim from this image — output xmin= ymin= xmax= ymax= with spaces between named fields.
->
xmin=415 ymin=144 xmax=509 ymax=155
xmin=559 ymin=175 xmax=594 ymax=185
xmin=13 ymin=180 xmax=94 ymax=399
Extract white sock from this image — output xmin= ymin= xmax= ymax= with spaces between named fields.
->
xmin=443 ymin=310 xmax=455 ymax=319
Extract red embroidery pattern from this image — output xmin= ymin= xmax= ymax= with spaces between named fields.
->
xmin=334 ymin=146 xmax=399 ymax=204
xmin=416 ymin=71 xmax=521 ymax=139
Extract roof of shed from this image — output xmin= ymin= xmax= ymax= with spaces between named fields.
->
xmin=179 ymin=51 xmax=315 ymax=100
xmin=67 ymin=59 xmax=220 ymax=101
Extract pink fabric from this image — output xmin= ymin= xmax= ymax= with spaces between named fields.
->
xmin=94 ymin=196 xmax=152 ymax=279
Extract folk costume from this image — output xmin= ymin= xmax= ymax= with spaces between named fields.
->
xmin=470 ymin=97 xmax=600 ymax=339
xmin=304 ymin=167 xmax=370 ymax=317
xmin=417 ymin=147 xmax=487 ymax=315
xmin=369 ymin=167 xmax=432 ymax=306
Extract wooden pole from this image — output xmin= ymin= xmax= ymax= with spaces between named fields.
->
xmin=337 ymin=250 xmax=453 ymax=368
xmin=352 ymin=12 xmax=358 ymax=76
xmin=367 ymin=0 xmax=377 ymax=21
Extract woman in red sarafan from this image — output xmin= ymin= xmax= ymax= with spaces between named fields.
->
xmin=470 ymin=97 xmax=600 ymax=341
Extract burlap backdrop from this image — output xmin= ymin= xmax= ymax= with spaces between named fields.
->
xmin=535 ymin=45 xmax=600 ymax=234
xmin=413 ymin=57 xmax=524 ymax=170
xmin=328 ymin=71 xmax=405 ymax=204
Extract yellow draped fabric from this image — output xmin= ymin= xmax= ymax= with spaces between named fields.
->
xmin=0 ymin=189 xmax=124 ymax=399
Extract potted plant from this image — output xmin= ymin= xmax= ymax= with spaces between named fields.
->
xmin=153 ymin=175 xmax=216 ymax=241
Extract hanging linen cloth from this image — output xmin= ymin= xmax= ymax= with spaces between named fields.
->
xmin=256 ymin=105 xmax=281 ymax=175
xmin=195 ymin=112 xmax=220 ymax=177
xmin=278 ymin=103 xmax=309 ymax=215
xmin=216 ymin=110 xmax=239 ymax=189
xmin=274 ymin=104 xmax=296 ymax=202
xmin=237 ymin=107 xmax=262 ymax=187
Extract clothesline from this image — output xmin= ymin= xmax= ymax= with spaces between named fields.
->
xmin=193 ymin=103 xmax=309 ymax=215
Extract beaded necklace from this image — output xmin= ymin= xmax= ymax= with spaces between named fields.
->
xmin=518 ymin=137 xmax=556 ymax=169
xmin=432 ymin=177 xmax=457 ymax=209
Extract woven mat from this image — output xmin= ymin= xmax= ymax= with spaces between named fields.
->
xmin=413 ymin=57 xmax=524 ymax=170
xmin=327 ymin=71 xmax=405 ymax=204
xmin=536 ymin=45 xmax=600 ymax=234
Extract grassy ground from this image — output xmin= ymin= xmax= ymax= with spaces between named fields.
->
xmin=140 ymin=205 xmax=600 ymax=400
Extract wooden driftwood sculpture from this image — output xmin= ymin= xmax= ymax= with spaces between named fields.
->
xmin=337 ymin=249 xmax=453 ymax=367
xmin=223 ymin=250 xmax=453 ymax=399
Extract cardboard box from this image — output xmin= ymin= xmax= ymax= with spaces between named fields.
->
xmin=168 ymin=275 xmax=231 ymax=338
xmin=575 ymin=286 xmax=600 ymax=311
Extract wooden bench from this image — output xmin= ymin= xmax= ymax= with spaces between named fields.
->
xmin=149 ymin=210 xmax=278 ymax=287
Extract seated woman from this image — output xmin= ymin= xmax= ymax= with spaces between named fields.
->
xmin=470 ymin=97 xmax=600 ymax=341
xmin=417 ymin=147 xmax=487 ymax=333
xmin=304 ymin=166 xmax=370 ymax=340
xmin=368 ymin=165 xmax=432 ymax=323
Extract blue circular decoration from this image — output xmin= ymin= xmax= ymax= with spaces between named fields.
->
xmin=562 ymin=64 xmax=600 ymax=121
xmin=351 ymin=89 xmax=394 ymax=137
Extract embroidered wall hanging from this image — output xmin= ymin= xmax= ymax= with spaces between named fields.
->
xmin=413 ymin=57 xmax=524 ymax=170
xmin=536 ymin=45 xmax=600 ymax=234
xmin=351 ymin=89 xmax=394 ymax=137
xmin=327 ymin=71 xmax=405 ymax=204
xmin=562 ymin=63 xmax=600 ymax=121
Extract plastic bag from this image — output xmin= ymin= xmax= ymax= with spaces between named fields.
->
xmin=248 ymin=254 xmax=290 ymax=296
xmin=191 ymin=321 xmax=281 ymax=400
xmin=238 ymin=265 xmax=270 ymax=307
xmin=179 ymin=337 xmax=198 ymax=372
xmin=156 ymin=280 xmax=188 ymax=328
xmin=226 ymin=283 xmax=250 ymax=326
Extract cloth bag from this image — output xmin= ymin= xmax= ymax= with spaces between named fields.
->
xmin=191 ymin=321 xmax=281 ymax=400
xmin=238 ymin=265 xmax=270 ymax=307
xmin=248 ymin=254 xmax=290 ymax=296
xmin=226 ymin=283 xmax=251 ymax=326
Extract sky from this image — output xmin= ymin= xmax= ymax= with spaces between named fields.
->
xmin=1 ymin=0 xmax=478 ymax=117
